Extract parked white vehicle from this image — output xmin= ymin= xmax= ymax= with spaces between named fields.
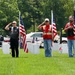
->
xmin=62 ymin=37 xmax=67 ymax=43
xmin=26 ymin=32 xmax=44 ymax=48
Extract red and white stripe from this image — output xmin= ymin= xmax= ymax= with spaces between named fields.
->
xmin=19 ymin=24 xmax=28 ymax=53
xmin=73 ymin=25 xmax=75 ymax=37
xmin=52 ymin=23 xmax=57 ymax=37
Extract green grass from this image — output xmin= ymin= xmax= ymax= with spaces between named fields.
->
xmin=0 ymin=48 xmax=75 ymax=75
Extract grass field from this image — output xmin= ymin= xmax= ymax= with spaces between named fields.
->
xmin=0 ymin=48 xmax=75 ymax=75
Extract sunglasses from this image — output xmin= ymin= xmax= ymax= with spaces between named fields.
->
xmin=12 ymin=23 xmax=16 ymax=24
xmin=45 ymin=21 xmax=49 ymax=22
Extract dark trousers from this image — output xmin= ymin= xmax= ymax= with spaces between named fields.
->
xmin=10 ymin=38 xmax=19 ymax=57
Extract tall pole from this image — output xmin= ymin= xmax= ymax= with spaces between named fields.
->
xmin=73 ymin=0 xmax=75 ymax=57
xmin=51 ymin=10 xmax=54 ymax=56
xmin=60 ymin=28 xmax=62 ymax=44
xmin=51 ymin=10 xmax=54 ymax=38
xmin=51 ymin=10 xmax=53 ymax=25
xmin=73 ymin=0 xmax=75 ymax=24
xmin=19 ymin=11 xmax=21 ymax=55
xmin=74 ymin=5 xmax=75 ymax=25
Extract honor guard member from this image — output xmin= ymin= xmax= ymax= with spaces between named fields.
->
xmin=64 ymin=16 xmax=74 ymax=57
xmin=38 ymin=18 xmax=54 ymax=57
xmin=5 ymin=21 xmax=19 ymax=57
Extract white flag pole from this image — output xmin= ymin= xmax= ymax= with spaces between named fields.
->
xmin=51 ymin=10 xmax=54 ymax=56
xmin=19 ymin=11 xmax=21 ymax=55
xmin=51 ymin=10 xmax=54 ymax=39
xmin=51 ymin=10 xmax=53 ymax=25
xmin=19 ymin=11 xmax=20 ymax=27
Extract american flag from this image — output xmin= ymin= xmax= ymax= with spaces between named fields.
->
xmin=52 ymin=22 xmax=57 ymax=37
xmin=19 ymin=15 xmax=28 ymax=53
xmin=51 ymin=10 xmax=57 ymax=37
xmin=74 ymin=6 xmax=75 ymax=38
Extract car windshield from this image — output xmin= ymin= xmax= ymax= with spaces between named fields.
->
xmin=31 ymin=33 xmax=43 ymax=37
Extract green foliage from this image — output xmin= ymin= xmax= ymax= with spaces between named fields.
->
xmin=0 ymin=0 xmax=19 ymax=35
xmin=0 ymin=0 xmax=75 ymax=34
xmin=62 ymin=29 xmax=66 ymax=34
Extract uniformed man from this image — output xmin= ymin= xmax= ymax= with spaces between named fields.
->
xmin=5 ymin=21 xmax=19 ymax=57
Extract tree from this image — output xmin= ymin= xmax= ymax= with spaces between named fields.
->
xmin=17 ymin=0 xmax=43 ymax=32
xmin=0 ymin=0 xmax=75 ymax=35
xmin=0 ymin=0 xmax=19 ymax=26
xmin=0 ymin=0 xmax=19 ymax=35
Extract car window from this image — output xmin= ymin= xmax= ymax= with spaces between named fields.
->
xmin=31 ymin=33 xmax=43 ymax=37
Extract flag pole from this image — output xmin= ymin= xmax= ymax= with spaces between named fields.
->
xmin=51 ymin=10 xmax=53 ymax=25
xmin=73 ymin=1 xmax=75 ymax=56
xmin=19 ymin=11 xmax=21 ymax=55
xmin=73 ymin=0 xmax=75 ymax=24
xmin=51 ymin=10 xmax=54 ymax=39
xmin=51 ymin=10 xmax=53 ymax=56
